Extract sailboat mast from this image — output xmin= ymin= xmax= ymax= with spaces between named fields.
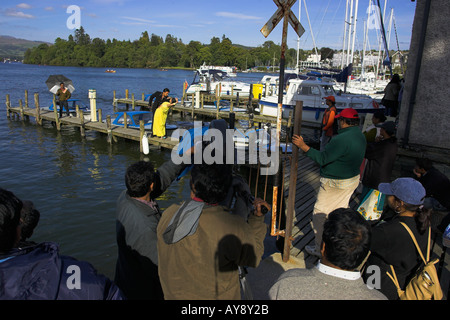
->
xmin=296 ymin=0 xmax=302 ymax=73
xmin=341 ymin=0 xmax=350 ymax=69
xmin=350 ymin=0 xmax=359 ymax=72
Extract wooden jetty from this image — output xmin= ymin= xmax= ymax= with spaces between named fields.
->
xmin=5 ymin=92 xmax=179 ymax=151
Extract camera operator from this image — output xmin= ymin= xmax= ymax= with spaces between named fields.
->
xmin=156 ymin=163 xmax=270 ymax=300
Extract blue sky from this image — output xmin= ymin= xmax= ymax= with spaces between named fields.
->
xmin=1 ymin=0 xmax=416 ymax=51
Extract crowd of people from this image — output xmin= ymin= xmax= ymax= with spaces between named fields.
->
xmin=1 ymin=93 xmax=449 ymax=300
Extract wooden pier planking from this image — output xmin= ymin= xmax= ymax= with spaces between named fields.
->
xmin=6 ymin=106 xmax=179 ymax=150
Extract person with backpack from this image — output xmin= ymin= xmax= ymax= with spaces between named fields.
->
xmin=362 ymin=178 xmax=435 ymax=300
xmin=320 ymin=96 xmax=338 ymax=151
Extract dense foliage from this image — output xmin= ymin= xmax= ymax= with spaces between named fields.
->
xmin=23 ymin=27 xmax=313 ymax=70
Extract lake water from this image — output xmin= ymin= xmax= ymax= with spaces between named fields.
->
xmin=0 ymin=63 xmax=276 ymax=279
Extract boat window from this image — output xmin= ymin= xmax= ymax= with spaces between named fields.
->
xmin=349 ymin=103 xmax=363 ymax=109
xmin=321 ymin=85 xmax=335 ymax=96
xmin=299 ymin=86 xmax=321 ymax=95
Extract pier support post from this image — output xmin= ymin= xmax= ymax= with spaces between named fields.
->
xmin=6 ymin=95 xmax=11 ymax=118
xmin=34 ymin=93 xmax=41 ymax=125
xmin=89 ymin=89 xmax=98 ymax=122
xmin=113 ymin=90 xmax=117 ymax=112
xmin=79 ymin=108 xmax=85 ymax=137
xmin=106 ymin=115 xmax=113 ymax=144
xmin=139 ymin=120 xmax=145 ymax=153
xmin=25 ymin=90 xmax=28 ymax=109
xmin=19 ymin=99 xmax=24 ymax=120
xmin=53 ymin=94 xmax=61 ymax=131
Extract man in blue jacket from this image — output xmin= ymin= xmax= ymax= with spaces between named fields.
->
xmin=0 ymin=188 xmax=124 ymax=300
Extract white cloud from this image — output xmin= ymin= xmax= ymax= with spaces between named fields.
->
xmin=16 ymin=3 xmax=32 ymax=9
xmin=44 ymin=7 xmax=54 ymax=11
xmin=121 ymin=16 xmax=155 ymax=24
xmin=5 ymin=9 xmax=34 ymax=19
xmin=215 ymin=12 xmax=262 ymax=20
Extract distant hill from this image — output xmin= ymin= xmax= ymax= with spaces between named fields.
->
xmin=0 ymin=35 xmax=51 ymax=60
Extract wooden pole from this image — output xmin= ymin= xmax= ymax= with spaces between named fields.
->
xmin=6 ymin=94 xmax=11 ymax=118
xmin=113 ymin=90 xmax=117 ymax=112
xmin=123 ymin=112 xmax=128 ymax=129
xmin=53 ymin=94 xmax=61 ymax=131
xmin=25 ymin=90 xmax=28 ymax=108
xmin=139 ymin=120 xmax=145 ymax=153
xmin=79 ymin=106 xmax=85 ymax=137
xmin=271 ymin=4 xmax=289 ymax=241
xmin=132 ymin=93 xmax=135 ymax=111
xmin=191 ymin=93 xmax=195 ymax=118
xmin=98 ymin=108 xmax=102 ymax=123
xmin=106 ymin=115 xmax=112 ymax=144
xmin=34 ymin=93 xmax=41 ymax=125
xmin=19 ymin=99 xmax=24 ymax=120
xmin=282 ymin=100 xmax=303 ymax=262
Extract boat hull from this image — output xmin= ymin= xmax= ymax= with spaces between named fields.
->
xmin=258 ymin=99 xmax=385 ymax=125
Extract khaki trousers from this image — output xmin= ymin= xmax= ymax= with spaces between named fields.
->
xmin=312 ymin=175 xmax=360 ymax=249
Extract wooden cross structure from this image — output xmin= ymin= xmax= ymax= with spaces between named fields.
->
xmin=261 ymin=0 xmax=305 ymax=262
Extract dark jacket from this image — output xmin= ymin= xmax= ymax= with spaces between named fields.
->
xmin=363 ymin=216 xmax=428 ymax=300
xmin=148 ymin=91 xmax=172 ymax=112
xmin=0 ymin=242 xmax=123 ymax=300
xmin=417 ymin=167 xmax=450 ymax=210
xmin=114 ymin=159 xmax=186 ymax=300
xmin=362 ymin=137 xmax=398 ymax=190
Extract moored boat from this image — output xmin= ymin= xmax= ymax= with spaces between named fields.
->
xmin=258 ymin=75 xmax=384 ymax=126
xmin=111 ymin=111 xmax=178 ymax=130
xmin=43 ymin=98 xmax=91 ymax=120
xmin=185 ymin=69 xmax=252 ymax=98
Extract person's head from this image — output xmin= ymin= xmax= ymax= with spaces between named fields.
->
xmin=321 ymin=208 xmax=371 ymax=270
xmin=335 ymin=108 xmax=360 ymax=128
xmin=20 ymin=200 xmax=40 ymax=241
xmin=378 ymin=177 xmax=431 ymax=234
xmin=415 ymin=157 xmax=433 ymax=174
xmin=163 ymin=88 xmax=170 ymax=98
xmin=372 ymin=111 xmax=386 ymax=125
xmin=0 ymin=188 xmax=23 ymax=253
xmin=190 ymin=164 xmax=232 ymax=204
xmin=378 ymin=121 xmax=396 ymax=139
xmin=390 ymin=74 xmax=400 ymax=84
xmin=60 ymin=82 xmax=65 ymax=89
xmin=125 ymin=161 xmax=156 ymax=198
xmin=323 ymin=96 xmax=335 ymax=107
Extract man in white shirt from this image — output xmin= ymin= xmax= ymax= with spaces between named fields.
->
xmin=268 ymin=208 xmax=387 ymax=300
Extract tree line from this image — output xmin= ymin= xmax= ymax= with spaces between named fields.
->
xmin=24 ymin=27 xmax=324 ymax=70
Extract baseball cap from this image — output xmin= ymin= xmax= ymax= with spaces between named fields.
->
xmin=335 ymin=108 xmax=359 ymax=119
xmin=323 ymin=96 xmax=335 ymax=103
xmin=378 ymin=177 xmax=426 ymax=205
xmin=377 ymin=121 xmax=396 ymax=136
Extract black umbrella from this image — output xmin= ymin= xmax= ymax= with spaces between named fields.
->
xmin=45 ymin=75 xmax=75 ymax=94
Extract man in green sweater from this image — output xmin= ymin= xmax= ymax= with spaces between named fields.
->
xmin=292 ymin=108 xmax=366 ymax=257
